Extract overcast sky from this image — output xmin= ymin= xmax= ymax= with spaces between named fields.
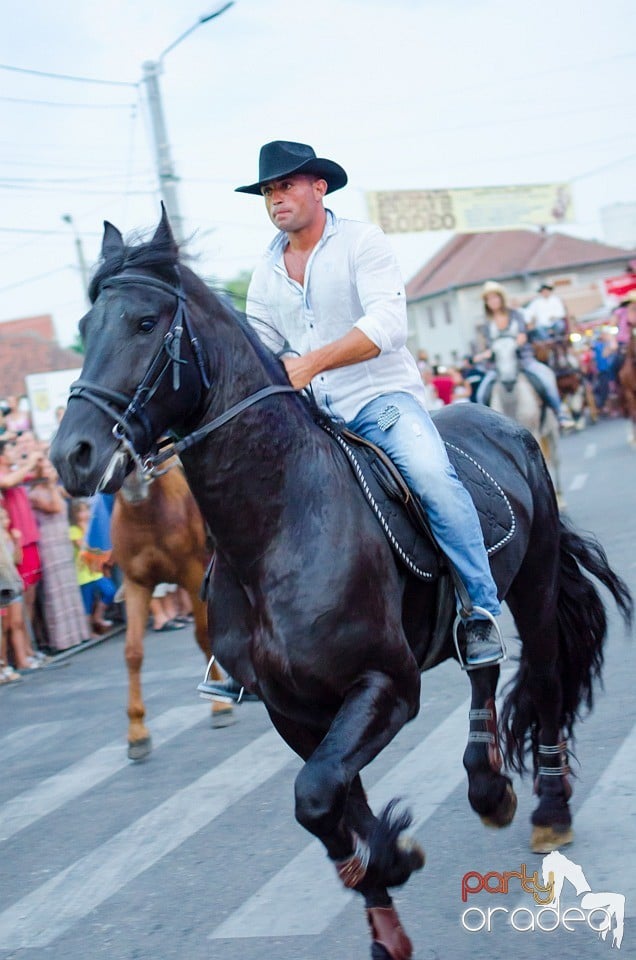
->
xmin=2 ymin=0 xmax=635 ymax=345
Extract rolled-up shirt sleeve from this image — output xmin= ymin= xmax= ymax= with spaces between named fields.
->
xmin=246 ymin=262 xmax=287 ymax=355
xmin=352 ymin=226 xmax=408 ymax=354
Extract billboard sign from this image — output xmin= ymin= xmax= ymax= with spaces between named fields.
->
xmin=25 ymin=367 xmax=82 ymax=442
xmin=367 ymin=183 xmax=573 ymax=234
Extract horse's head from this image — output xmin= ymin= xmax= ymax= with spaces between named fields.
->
xmin=51 ymin=208 xmax=212 ymax=495
xmin=491 ymin=335 xmax=519 ymax=390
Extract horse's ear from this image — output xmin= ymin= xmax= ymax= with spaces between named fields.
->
xmin=151 ymin=203 xmax=177 ymax=252
xmin=101 ymin=221 xmax=124 ymax=260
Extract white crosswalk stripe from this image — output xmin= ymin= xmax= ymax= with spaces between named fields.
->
xmin=0 ymin=704 xmax=208 ymax=842
xmin=0 ymin=723 xmax=64 ymax=762
xmin=0 ymin=682 xmax=633 ymax=951
xmin=0 ymin=730 xmax=293 ymax=950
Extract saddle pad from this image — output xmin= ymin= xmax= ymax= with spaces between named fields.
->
xmin=324 ymin=426 xmax=515 ymax=582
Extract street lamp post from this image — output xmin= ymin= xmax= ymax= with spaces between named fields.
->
xmin=62 ymin=214 xmax=90 ymax=305
xmin=142 ymin=3 xmax=235 ymax=244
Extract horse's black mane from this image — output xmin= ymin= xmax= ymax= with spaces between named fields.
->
xmin=88 ymin=234 xmax=180 ymax=303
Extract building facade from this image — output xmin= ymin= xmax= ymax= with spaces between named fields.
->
xmin=405 ymin=230 xmax=636 ymax=365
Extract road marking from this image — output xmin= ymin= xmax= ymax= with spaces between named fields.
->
xmin=0 ymin=723 xmax=64 ymax=762
xmin=584 ymin=442 xmax=597 ymax=459
xmin=563 ymin=723 xmax=636 ymax=918
xmin=569 ymin=473 xmax=588 ymax=492
xmin=210 ymin=698 xmax=472 ymax=939
xmin=0 ymin=704 xmax=209 ymax=842
xmin=0 ymin=730 xmax=292 ymax=950
xmin=508 ymin=722 xmax=636 ymax=919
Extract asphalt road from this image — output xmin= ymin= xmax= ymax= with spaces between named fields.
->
xmin=0 ymin=416 xmax=634 ymax=960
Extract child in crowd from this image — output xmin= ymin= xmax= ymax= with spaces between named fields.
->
xmin=0 ymin=504 xmax=42 ymax=679
xmin=69 ymin=499 xmax=117 ymax=639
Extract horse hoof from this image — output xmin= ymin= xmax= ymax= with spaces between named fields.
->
xmin=211 ymin=706 xmax=236 ymax=728
xmin=371 ymin=944 xmax=393 ymax=959
xmin=367 ymin=906 xmax=413 ymax=960
xmin=530 ymin=823 xmax=574 ymax=854
xmin=397 ymin=833 xmax=426 ymax=871
xmin=480 ymin=783 xmax=518 ymax=829
xmin=128 ymin=736 xmax=152 ymax=761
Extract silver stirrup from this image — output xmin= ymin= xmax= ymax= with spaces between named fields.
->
xmin=452 ymin=606 xmax=507 ymax=672
xmin=197 ymin=655 xmax=244 ymax=704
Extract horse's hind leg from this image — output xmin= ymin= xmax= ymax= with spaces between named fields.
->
xmin=123 ymin=578 xmax=153 ymax=761
xmin=504 ymin=575 xmax=573 ymax=854
xmin=463 ymin=665 xmax=517 ymax=828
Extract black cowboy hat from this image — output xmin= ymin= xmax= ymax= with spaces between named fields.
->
xmin=235 ymin=140 xmax=348 ymax=195
xmin=538 ymin=282 xmax=554 ymax=292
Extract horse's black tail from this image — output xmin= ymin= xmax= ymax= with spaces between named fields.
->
xmin=502 ymin=517 xmax=632 ymax=772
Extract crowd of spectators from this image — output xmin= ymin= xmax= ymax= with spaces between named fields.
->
xmin=0 ymin=396 xmax=196 ymax=685
xmin=0 ymin=399 xmax=124 ymax=684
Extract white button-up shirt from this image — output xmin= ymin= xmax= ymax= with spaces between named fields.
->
xmin=526 ymin=293 xmax=566 ymax=330
xmin=246 ymin=210 xmax=427 ymax=423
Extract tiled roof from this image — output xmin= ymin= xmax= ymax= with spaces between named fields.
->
xmin=405 ymin=230 xmax=636 ymax=301
xmin=0 ymin=331 xmax=81 ymax=397
xmin=0 ymin=315 xmax=56 ymax=340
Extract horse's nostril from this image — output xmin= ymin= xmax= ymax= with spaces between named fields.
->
xmin=74 ymin=441 xmax=93 ymax=471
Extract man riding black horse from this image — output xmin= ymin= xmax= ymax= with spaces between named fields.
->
xmin=201 ymin=140 xmax=504 ymax=706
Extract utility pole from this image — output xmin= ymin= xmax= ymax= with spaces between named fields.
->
xmin=62 ymin=214 xmax=90 ymax=305
xmin=141 ymin=4 xmax=235 ymax=245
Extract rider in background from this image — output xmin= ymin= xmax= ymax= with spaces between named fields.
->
xmin=475 ymin=281 xmax=572 ymax=427
xmin=525 ymin=282 xmax=567 ymax=340
xmin=236 ymin=140 xmax=505 ymax=668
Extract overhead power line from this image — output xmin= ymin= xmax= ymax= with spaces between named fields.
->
xmin=0 ymin=62 xmax=137 ymax=87
xmin=0 ymin=95 xmax=136 ymax=109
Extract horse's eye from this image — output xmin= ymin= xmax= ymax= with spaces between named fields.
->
xmin=139 ymin=317 xmax=157 ymax=333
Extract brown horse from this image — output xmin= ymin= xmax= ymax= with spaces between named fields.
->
xmin=618 ymin=325 xmax=636 ymax=444
xmin=111 ymin=462 xmax=233 ymax=760
xmin=532 ymin=337 xmax=595 ymax=428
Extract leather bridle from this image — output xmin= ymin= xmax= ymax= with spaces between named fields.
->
xmin=68 ymin=270 xmax=296 ymax=477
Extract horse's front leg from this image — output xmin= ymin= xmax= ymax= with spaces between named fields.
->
xmin=292 ymin=667 xmax=422 ymax=960
xmin=123 ymin=579 xmax=153 ymax=761
xmin=463 ymin=665 xmax=517 ymax=828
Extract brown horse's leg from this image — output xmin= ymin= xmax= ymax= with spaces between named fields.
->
xmin=181 ymin=561 xmax=234 ymax=728
xmin=123 ymin=578 xmax=153 ymax=761
xmin=463 ymin=665 xmax=517 ymax=828
xmin=585 ymin=379 xmax=599 ymax=422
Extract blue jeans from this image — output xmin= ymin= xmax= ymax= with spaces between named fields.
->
xmin=347 ymin=392 xmax=501 ymax=618
xmin=80 ymin=577 xmax=117 ymax=615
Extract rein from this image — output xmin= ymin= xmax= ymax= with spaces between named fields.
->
xmin=69 ymin=270 xmax=296 ymax=476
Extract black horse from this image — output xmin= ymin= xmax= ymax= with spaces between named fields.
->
xmin=51 ymin=210 xmax=631 ymax=960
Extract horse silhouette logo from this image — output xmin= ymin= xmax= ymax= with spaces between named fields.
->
xmin=542 ymin=850 xmax=625 ymax=949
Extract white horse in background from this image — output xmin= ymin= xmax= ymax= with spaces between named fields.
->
xmin=542 ymin=850 xmax=625 ymax=949
xmin=489 ymin=335 xmax=564 ymax=508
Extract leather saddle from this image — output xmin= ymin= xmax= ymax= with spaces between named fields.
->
xmin=320 ymin=421 xmax=516 ymax=583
